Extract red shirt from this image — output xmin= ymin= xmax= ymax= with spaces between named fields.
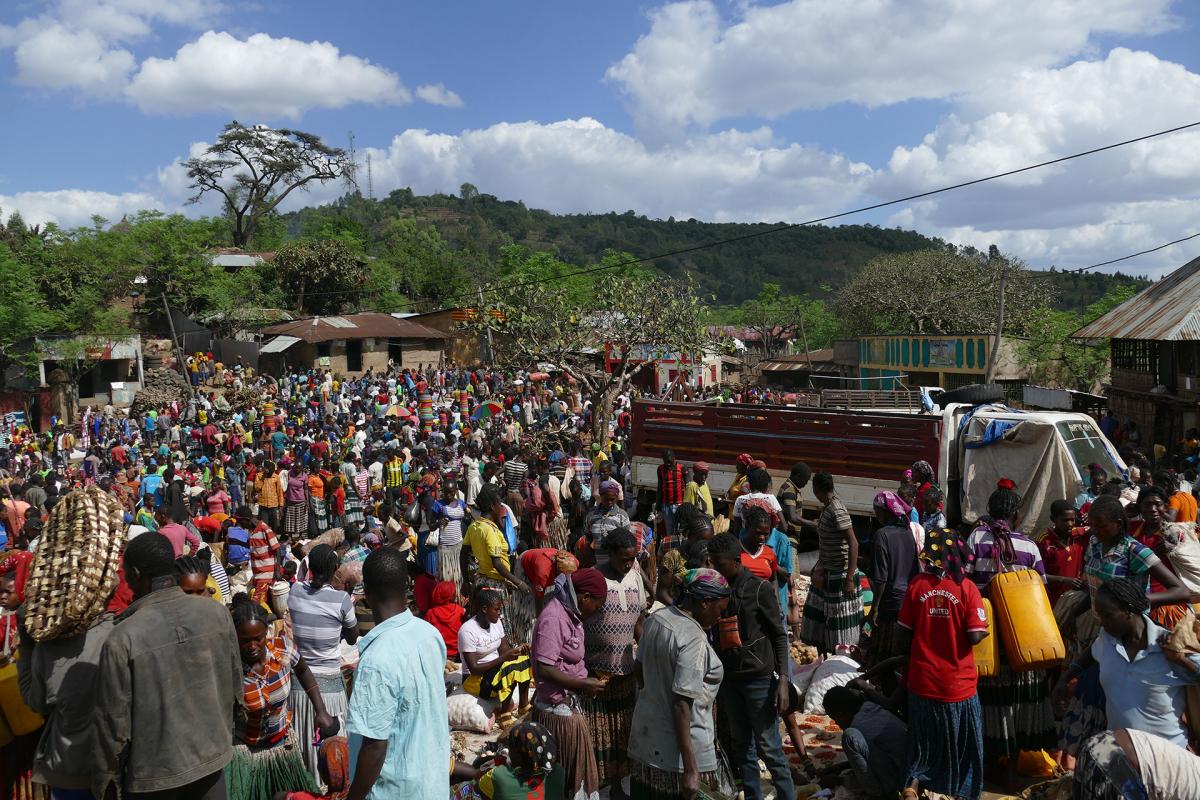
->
xmin=898 ymin=573 xmax=987 ymax=703
xmin=740 ymin=545 xmax=778 ymax=582
xmin=657 ymin=463 xmax=687 ymax=505
xmin=1036 ymin=526 xmax=1087 ymax=602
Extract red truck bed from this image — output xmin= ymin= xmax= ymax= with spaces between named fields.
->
xmin=631 ymin=401 xmax=941 ymax=482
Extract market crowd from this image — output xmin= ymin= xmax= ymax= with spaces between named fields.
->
xmin=0 ymin=358 xmax=1196 ymax=800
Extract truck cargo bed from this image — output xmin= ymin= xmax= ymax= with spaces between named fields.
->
xmin=631 ymin=401 xmax=941 ymax=483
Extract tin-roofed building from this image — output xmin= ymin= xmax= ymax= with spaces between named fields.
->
xmin=1073 ymin=255 xmax=1200 ymax=456
xmin=258 ymin=313 xmax=447 ymax=376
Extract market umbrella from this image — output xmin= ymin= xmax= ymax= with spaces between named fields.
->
xmin=471 ymin=400 xmax=505 ymax=421
xmin=385 ymin=405 xmax=414 ymax=418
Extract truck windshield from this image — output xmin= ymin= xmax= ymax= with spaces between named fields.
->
xmin=1056 ymin=420 xmax=1123 ymax=481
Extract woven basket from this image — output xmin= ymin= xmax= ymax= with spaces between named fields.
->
xmin=24 ymin=486 xmax=124 ymax=642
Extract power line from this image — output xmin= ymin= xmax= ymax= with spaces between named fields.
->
xmin=1059 ymin=231 xmax=1200 ymax=274
xmin=262 ymin=119 xmax=1200 ymax=307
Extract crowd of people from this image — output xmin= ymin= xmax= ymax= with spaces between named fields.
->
xmin=0 ymin=360 xmax=1197 ymax=800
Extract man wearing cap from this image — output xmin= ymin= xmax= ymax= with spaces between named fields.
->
xmin=683 ymin=461 xmax=713 ymax=517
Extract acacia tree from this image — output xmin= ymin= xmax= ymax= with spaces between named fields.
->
xmin=835 ymin=248 xmax=1049 ymax=336
xmin=186 ymin=121 xmax=355 ymax=248
xmin=731 ymin=282 xmax=845 ymax=360
xmin=464 ymin=273 xmax=715 ymax=446
xmin=272 ymin=239 xmax=368 ymax=316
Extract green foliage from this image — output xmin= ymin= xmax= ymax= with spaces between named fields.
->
xmin=464 ymin=272 xmax=714 ymax=444
xmin=186 ymin=121 xmax=354 ymax=247
xmin=1018 ymin=283 xmax=1141 ymax=391
xmin=0 ymin=248 xmax=57 ymax=377
xmin=835 ymin=248 xmax=1052 ymax=336
xmin=272 ymin=238 xmax=368 ymax=316
xmin=731 ymin=283 xmax=845 ymax=356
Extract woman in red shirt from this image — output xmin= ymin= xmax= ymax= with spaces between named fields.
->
xmin=897 ymin=527 xmax=989 ymax=800
xmin=738 ymin=506 xmax=779 ymax=582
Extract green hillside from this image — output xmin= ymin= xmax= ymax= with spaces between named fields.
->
xmin=278 ymin=188 xmax=1148 ymax=311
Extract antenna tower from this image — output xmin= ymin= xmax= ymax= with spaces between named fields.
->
xmin=366 ymin=153 xmax=374 ymax=200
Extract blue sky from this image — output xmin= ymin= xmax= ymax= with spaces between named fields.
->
xmin=2 ymin=0 xmax=1199 ymax=276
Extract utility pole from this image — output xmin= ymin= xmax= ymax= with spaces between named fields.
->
xmin=162 ymin=294 xmax=195 ymax=397
xmin=984 ymin=245 xmax=1006 ymax=384
xmin=477 ymin=286 xmax=494 ymax=365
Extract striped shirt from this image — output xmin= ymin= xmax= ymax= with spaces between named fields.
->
xmin=817 ymin=495 xmax=854 ymax=576
xmin=657 ymin=463 xmax=687 ymax=505
xmin=287 ymin=582 xmax=357 ymax=672
xmin=234 ymin=634 xmax=299 ymax=747
xmin=250 ymin=522 xmax=280 ymax=584
xmin=434 ymin=499 xmax=467 ymax=547
xmin=966 ymin=524 xmax=1045 ymax=594
xmin=385 ymin=459 xmax=405 ymax=488
xmin=503 ymin=461 xmax=528 ymax=493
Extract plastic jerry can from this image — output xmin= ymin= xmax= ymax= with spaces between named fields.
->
xmin=973 ymin=598 xmax=999 ymax=677
xmin=990 ymin=569 xmax=1066 ymax=671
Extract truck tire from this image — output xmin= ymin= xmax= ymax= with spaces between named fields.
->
xmin=939 ymin=383 xmax=1005 ymax=406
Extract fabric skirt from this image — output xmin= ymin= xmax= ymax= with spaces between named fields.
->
xmin=547 ymin=515 xmax=570 ymax=550
xmin=532 ymin=702 xmax=600 ymax=800
xmin=799 ymin=577 xmax=863 ymax=653
xmin=343 ymin=492 xmax=365 ymax=526
xmin=284 ymin=500 xmax=309 ymax=537
xmin=463 ymin=655 xmax=533 ymax=704
xmin=288 ymin=670 xmax=348 ymax=785
xmin=1059 ymin=663 xmax=1107 ymax=756
xmin=905 ymin=691 xmax=985 ymax=800
xmin=977 ymin=660 xmax=1057 ymax=759
xmin=438 ymin=541 xmax=463 ymax=589
xmin=309 ymin=496 xmax=329 ymax=533
xmin=581 ymin=671 xmax=637 ymax=785
xmin=1072 ymin=731 xmax=1146 ymax=800
xmin=630 ymin=762 xmax=720 ymax=800
xmin=225 ymin=731 xmax=318 ymax=800
xmin=866 ymin=619 xmax=907 ymax=667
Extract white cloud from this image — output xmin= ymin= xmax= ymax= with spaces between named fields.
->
xmin=415 ymin=83 xmax=464 ymax=108
xmin=12 ymin=23 xmax=134 ymax=96
xmin=607 ymin=0 xmax=1178 ymax=138
xmin=56 ymin=0 xmax=223 ymax=42
xmin=125 ymin=31 xmax=410 ymax=117
xmin=878 ymin=48 xmax=1200 ymax=273
xmin=355 ymin=117 xmax=870 ymax=223
xmin=0 ymin=189 xmax=163 ymax=228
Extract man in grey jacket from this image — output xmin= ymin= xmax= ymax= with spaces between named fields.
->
xmin=91 ymin=532 xmax=241 ymax=799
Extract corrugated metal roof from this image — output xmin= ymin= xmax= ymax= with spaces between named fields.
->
xmin=260 ymin=312 xmax=448 ymax=343
xmin=259 ymin=335 xmax=300 ymax=353
xmin=1073 ymin=255 xmax=1200 ymax=341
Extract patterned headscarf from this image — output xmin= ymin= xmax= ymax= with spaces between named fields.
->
xmin=680 ymin=567 xmax=731 ymax=599
xmin=507 ymin=720 xmax=558 ymax=779
xmin=920 ymin=526 xmax=975 ymax=583
xmin=873 ymin=490 xmax=911 ymax=522
xmin=911 ymin=460 xmax=935 ymax=486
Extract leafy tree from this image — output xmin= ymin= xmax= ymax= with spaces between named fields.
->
xmin=1019 ymin=283 xmax=1140 ymax=391
xmin=731 ymin=283 xmax=843 ymax=359
xmin=463 ymin=273 xmax=715 ymax=446
xmin=0 ymin=249 xmax=57 ymax=385
xmin=186 ymin=121 xmax=354 ymax=247
xmin=271 ymin=239 xmax=368 ymax=316
xmin=835 ymin=248 xmax=1051 ymax=336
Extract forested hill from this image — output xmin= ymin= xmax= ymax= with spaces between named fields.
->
xmin=278 ymin=188 xmax=1147 ymax=311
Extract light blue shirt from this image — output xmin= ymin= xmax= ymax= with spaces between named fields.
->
xmin=1092 ymin=614 xmax=1200 ymax=748
xmin=346 ymin=610 xmax=450 ymax=798
xmin=766 ymin=527 xmax=794 ymax=617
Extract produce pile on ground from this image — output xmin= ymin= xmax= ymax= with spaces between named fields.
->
xmin=130 ymin=368 xmax=192 ymax=416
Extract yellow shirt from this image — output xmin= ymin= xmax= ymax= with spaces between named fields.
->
xmin=465 ymin=518 xmax=509 ymax=581
xmin=683 ymin=481 xmax=713 ymax=516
